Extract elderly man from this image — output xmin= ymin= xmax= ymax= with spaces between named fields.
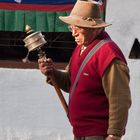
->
xmin=38 ymin=0 xmax=131 ymax=140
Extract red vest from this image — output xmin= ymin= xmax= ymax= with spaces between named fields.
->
xmin=69 ymin=31 xmax=127 ymax=137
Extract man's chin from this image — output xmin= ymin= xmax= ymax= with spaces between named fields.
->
xmin=76 ymin=42 xmax=82 ymax=46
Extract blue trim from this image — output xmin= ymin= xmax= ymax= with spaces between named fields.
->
xmin=0 ymin=0 xmax=76 ymax=4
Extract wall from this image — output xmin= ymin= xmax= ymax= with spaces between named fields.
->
xmin=0 ymin=0 xmax=140 ymax=139
xmin=0 ymin=68 xmax=72 ymax=140
xmin=106 ymin=0 xmax=140 ymax=139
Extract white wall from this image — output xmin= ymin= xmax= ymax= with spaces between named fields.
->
xmin=0 ymin=68 xmax=72 ymax=140
xmin=0 ymin=0 xmax=140 ymax=139
xmin=106 ymin=0 xmax=140 ymax=139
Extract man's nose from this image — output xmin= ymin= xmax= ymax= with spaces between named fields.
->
xmin=72 ymin=29 xmax=78 ymax=37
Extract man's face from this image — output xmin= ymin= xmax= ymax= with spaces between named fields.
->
xmin=68 ymin=25 xmax=98 ymax=46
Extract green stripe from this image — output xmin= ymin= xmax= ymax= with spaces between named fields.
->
xmin=0 ymin=10 xmax=70 ymax=32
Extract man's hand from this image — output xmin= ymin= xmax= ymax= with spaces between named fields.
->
xmin=38 ymin=57 xmax=54 ymax=77
xmin=106 ymin=135 xmax=121 ymax=140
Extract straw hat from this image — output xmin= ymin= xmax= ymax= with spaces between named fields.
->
xmin=59 ymin=0 xmax=111 ymax=28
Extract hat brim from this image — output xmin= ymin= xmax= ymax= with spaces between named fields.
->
xmin=59 ymin=16 xmax=111 ymax=28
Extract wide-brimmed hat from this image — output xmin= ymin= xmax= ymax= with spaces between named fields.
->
xmin=59 ymin=0 xmax=111 ymax=28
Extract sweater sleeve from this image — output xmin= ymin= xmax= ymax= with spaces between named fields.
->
xmin=102 ymin=59 xmax=131 ymax=137
xmin=46 ymin=65 xmax=71 ymax=93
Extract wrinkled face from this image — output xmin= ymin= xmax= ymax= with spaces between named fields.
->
xmin=68 ymin=25 xmax=99 ymax=46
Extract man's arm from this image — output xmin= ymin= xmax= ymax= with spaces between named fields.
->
xmin=48 ymin=68 xmax=71 ymax=93
xmin=102 ymin=59 xmax=131 ymax=139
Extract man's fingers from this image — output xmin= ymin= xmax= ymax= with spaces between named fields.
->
xmin=38 ymin=57 xmax=45 ymax=63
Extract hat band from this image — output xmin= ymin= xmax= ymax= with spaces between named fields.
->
xmin=70 ymin=15 xmax=102 ymax=26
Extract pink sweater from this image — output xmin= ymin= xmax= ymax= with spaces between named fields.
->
xmin=69 ymin=31 xmax=126 ymax=137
